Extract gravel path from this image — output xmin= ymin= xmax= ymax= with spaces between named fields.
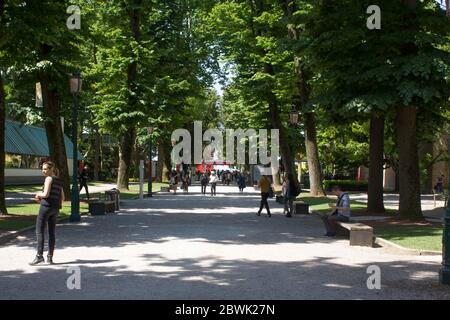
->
xmin=0 ymin=185 xmax=448 ymax=300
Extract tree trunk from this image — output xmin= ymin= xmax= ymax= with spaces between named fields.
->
xmin=395 ymin=0 xmax=422 ymax=219
xmin=116 ymin=0 xmax=142 ymax=190
xmin=264 ymin=64 xmax=298 ymax=188
xmin=0 ymin=73 xmax=7 ymax=214
xmin=93 ymin=128 xmax=101 ymax=181
xmin=396 ymin=106 xmax=422 ymax=219
xmin=304 ymin=112 xmax=325 ymax=196
xmin=367 ymin=114 xmax=385 ymax=213
xmin=38 ymin=70 xmax=70 ymax=198
xmin=446 ymin=0 xmax=450 ymax=17
xmin=282 ymin=1 xmax=324 ymax=196
xmin=117 ymin=127 xmax=136 ymax=190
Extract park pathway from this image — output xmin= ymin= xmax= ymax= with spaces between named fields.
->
xmin=0 ymin=184 xmax=449 ymax=300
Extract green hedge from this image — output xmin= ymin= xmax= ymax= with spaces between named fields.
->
xmin=323 ymin=180 xmax=368 ymax=191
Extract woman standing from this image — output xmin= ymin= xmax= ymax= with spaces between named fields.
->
xmin=29 ymin=161 xmax=64 ymax=266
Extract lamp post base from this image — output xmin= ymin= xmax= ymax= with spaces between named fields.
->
xmin=440 ymin=267 xmax=450 ymax=285
xmin=69 ymin=214 xmax=81 ymax=222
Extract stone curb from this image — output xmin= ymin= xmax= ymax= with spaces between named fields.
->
xmin=0 ymin=216 xmax=77 ymax=246
xmin=374 ymin=236 xmax=441 ymax=256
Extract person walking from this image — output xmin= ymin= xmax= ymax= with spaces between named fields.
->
xmin=29 ymin=161 xmax=64 ymax=265
xmin=209 ymin=171 xmax=219 ymax=196
xmin=435 ymin=174 xmax=445 ymax=193
xmin=257 ymin=175 xmax=271 ymax=217
xmin=282 ymin=174 xmax=298 ymax=218
xmin=78 ymin=164 xmax=90 ymax=199
xmin=182 ymin=173 xmax=190 ymax=193
xmin=237 ymin=173 xmax=246 ymax=193
xmin=170 ymin=171 xmax=178 ymax=194
xmin=200 ymin=172 xmax=208 ymax=195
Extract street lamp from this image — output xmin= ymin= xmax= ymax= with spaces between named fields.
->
xmin=147 ymin=126 xmax=154 ymax=198
xmin=289 ymin=109 xmax=299 ymax=126
xmin=69 ymin=71 xmax=82 ymax=222
xmin=288 ymin=108 xmax=299 ymax=177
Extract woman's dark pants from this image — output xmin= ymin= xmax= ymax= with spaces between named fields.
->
xmin=36 ymin=205 xmax=59 ymax=257
xmin=258 ymin=192 xmax=271 ymax=214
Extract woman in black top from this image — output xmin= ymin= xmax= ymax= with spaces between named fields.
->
xmin=29 ymin=161 xmax=65 ymax=266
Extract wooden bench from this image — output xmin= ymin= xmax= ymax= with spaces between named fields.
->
xmin=336 ymin=221 xmax=374 ymax=247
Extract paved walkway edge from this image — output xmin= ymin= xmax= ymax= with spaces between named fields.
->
xmin=0 ymin=216 xmax=72 ymax=246
xmin=374 ymin=236 xmax=442 ymax=256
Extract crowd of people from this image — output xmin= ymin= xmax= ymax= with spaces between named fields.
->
xmin=169 ymin=168 xmax=248 ymax=196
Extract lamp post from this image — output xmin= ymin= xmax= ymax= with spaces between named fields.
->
xmin=147 ymin=126 xmax=154 ymax=198
xmin=289 ymin=108 xmax=299 ymax=176
xmin=440 ymin=137 xmax=450 ymax=285
xmin=69 ymin=71 xmax=82 ymax=222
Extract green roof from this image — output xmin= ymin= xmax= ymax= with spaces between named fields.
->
xmin=5 ymin=120 xmax=84 ymax=160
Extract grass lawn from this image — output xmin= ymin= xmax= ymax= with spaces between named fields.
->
xmin=298 ymin=193 xmax=442 ymax=252
xmin=78 ymin=182 xmax=169 ymax=200
xmin=299 ymin=193 xmax=376 ymax=214
xmin=5 ymin=185 xmax=43 ymax=193
xmin=1 ymin=201 xmax=89 ymax=231
xmin=374 ymin=225 xmax=443 ymax=252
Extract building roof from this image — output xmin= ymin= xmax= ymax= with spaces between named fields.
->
xmin=5 ymin=119 xmax=84 ymax=160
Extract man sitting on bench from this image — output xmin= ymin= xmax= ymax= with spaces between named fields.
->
xmin=318 ymin=185 xmax=351 ymax=237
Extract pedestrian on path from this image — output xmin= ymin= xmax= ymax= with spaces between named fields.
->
xmin=170 ymin=171 xmax=179 ymax=194
xmin=237 ymin=173 xmax=246 ymax=192
xmin=282 ymin=174 xmax=296 ymax=218
xmin=435 ymin=174 xmax=445 ymax=193
xmin=256 ymin=174 xmax=271 ymax=217
xmin=200 ymin=173 xmax=208 ymax=195
xmin=316 ymin=185 xmax=351 ymax=237
xmin=209 ymin=171 xmax=219 ymax=196
xmin=182 ymin=173 xmax=190 ymax=193
xmin=29 ymin=161 xmax=64 ymax=266
xmin=78 ymin=164 xmax=90 ymax=199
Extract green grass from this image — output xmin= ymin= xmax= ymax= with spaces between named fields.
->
xmin=120 ymin=183 xmax=169 ymax=199
xmin=5 ymin=185 xmax=43 ymax=193
xmin=1 ymin=201 xmax=89 ymax=231
xmin=299 ymin=193 xmax=367 ymax=213
xmin=374 ymin=226 xmax=443 ymax=252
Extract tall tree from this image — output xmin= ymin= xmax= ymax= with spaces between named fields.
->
xmin=280 ymin=0 xmax=325 ymax=196
xmin=0 ymin=0 xmax=7 ymax=214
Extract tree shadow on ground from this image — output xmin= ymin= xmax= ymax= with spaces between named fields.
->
xmin=0 ymin=255 xmax=448 ymax=300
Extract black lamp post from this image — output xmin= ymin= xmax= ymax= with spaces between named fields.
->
xmin=289 ymin=108 xmax=299 ymax=176
xmin=69 ymin=71 xmax=82 ymax=222
xmin=440 ymin=138 xmax=450 ymax=285
xmin=147 ymin=126 xmax=154 ymax=198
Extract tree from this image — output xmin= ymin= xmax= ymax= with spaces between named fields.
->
xmin=280 ymin=0 xmax=325 ymax=196
xmin=302 ymin=0 xmax=450 ymax=218
xmin=0 ymin=0 xmax=7 ymax=215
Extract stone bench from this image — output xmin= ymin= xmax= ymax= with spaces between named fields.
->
xmin=293 ymin=201 xmax=309 ymax=214
xmin=336 ymin=221 xmax=374 ymax=247
xmin=160 ymin=186 xmax=170 ymax=192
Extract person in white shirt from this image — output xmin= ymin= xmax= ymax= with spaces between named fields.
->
xmin=209 ymin=171 xmax=219 ymax=196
